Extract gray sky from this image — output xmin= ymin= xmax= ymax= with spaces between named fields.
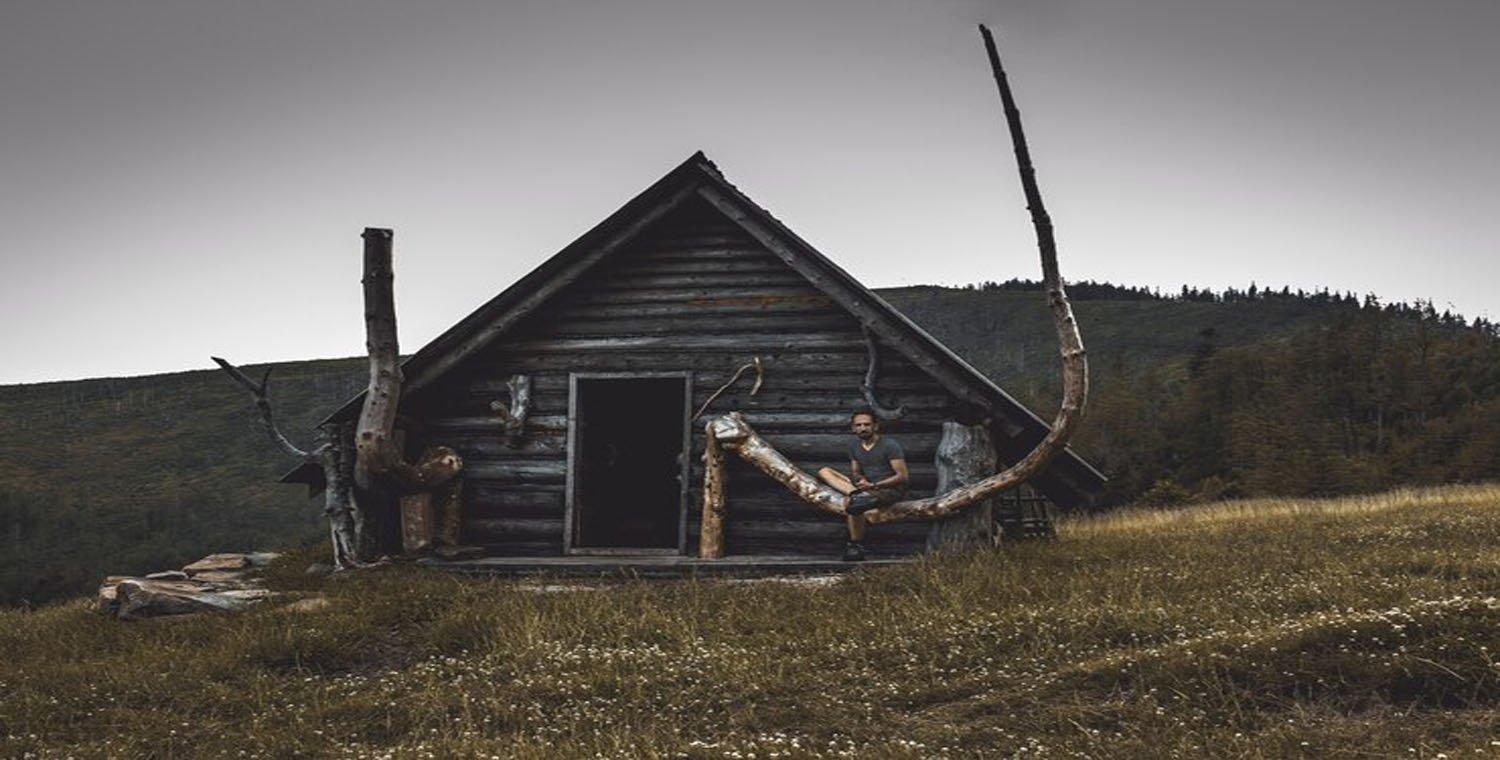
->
xmin=2 ymin=0 xmax=1496 ymax=385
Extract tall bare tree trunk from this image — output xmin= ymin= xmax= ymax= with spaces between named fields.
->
xmin=352 ymin=228 xmax=464 ymax=555
xmin=700 ymin=26 xmax=1088 ymax=528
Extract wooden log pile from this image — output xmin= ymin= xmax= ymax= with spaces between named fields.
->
xmin=96 ymin=552 xmax=280 ymax=620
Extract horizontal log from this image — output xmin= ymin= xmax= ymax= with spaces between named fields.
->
xmin=464 ymin=518 xmax=566 ymax=543
xmin=464 ymin=459 xmax=568 ymax=484
xmin=444 ymin=434 xmax=568 ymax=458
xmin=468 ymin=481 xmax=563 ymax=499
xmin=551 ymin=299 xmax=846 ymax=320
xmin=466 ymin=484 xmax=564 ymax=517
xmin=471 ymin=350 xmax=871 ymax=374
xmin=625 ymin=238 xmax=760 ymax=254
xmin=542 ymin=313 xmax=858 ymax=337
xmin=464 ymin=502 xmax=563 ymax=522
xmin=428 ymin=414 xmax=569 ymax=433
xmin=504 ymin=333 xmax=858 ymax=354
xmin=726 ymin=519 xmax=847 ymax=541
xmin=603 ymin=257 xmax=791 ymax=276
xmin=564 ymin=286 xmax=833 ymax=307
xmin=578 ymin=271 xmax=809 ymax=291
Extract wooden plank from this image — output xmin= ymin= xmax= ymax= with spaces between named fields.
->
xmin=468 ymin=483 xmax=564 ymax=502
xmin=428 ymin=414 xmax=570 ymax=433
xmin=550 ymin=299 xmax=846 ymax=320
xmin=444 ymin=434 xmax=568 ymax=458
xmin=727 ymin=519 xmax=847 ymax=541
xmin=504 ymin=333 xmax=859 ymax=354
xmin=544 ymin=313 xmax=857 ymax=337
xmin=625 ymin=236 xmax=758 ymax=253
xmin=579 ymin=271 xmax=809 ymax=291
xmin=564 ymin=286 xmax=832 ymax=307
xmin=465 ymin=459 xmax=569 ymax=484
xmin=471 ymin=351 xmax=870 ymax=374
xmin=603 ymin=257 xmax=791 ymax=276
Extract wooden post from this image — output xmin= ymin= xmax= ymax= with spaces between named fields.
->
xmin=699 ymin=421 xmax=728 ymax=558
xmin=926 ymin=422 xmax=1000 ymax=550
xmin=400 ymin=493 xmax=435 ymax=555
xmin=435 ymin=476 xmax=463 ymax=547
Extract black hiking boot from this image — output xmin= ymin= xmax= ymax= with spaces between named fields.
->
xmin=846 ymin=490 xmax=880 ymax=516
xmin=842 ymin=541 xmax=868 ymax=562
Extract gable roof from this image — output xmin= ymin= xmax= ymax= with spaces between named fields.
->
xmin=294 ymin=151 xmax=1105 ymax=508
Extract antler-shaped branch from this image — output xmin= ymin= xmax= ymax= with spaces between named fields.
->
xmin=859 ymin=326 xmax=905 ymax=419
xmin=212 ymin=356 xmax=316 ymax=462
xmin=692 ymin=357 xmax=765 ymax=421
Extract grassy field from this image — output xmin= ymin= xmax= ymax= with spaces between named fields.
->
xmin=4 ymin=485 xmax=1500 ymax=759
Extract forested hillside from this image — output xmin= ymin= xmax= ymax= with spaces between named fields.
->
xmin=0 ymin=359 xmax=368 ymax=606
xmin=886 ymin=282 xmax=1500 ymax=503
xmin=3 ymin=282 xmax=1497 ymax=607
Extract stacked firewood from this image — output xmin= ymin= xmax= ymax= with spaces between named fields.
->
xmin=96 ymin=552 xmax=279 ymax=620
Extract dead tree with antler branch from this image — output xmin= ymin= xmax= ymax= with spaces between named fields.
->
xmin=218 ymin=229 xmax=468 ymax=566
xmin=212 ymin=357 xmax=366 ymax=568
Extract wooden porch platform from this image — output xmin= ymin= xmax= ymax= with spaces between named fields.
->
xmin=417 ymin=554 xmax=911 ymax=579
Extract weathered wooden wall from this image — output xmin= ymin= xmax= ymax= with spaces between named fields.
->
xmin=406 ymin=198 xmax=974 ymax=557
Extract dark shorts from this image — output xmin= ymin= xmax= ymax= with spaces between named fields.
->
xmin=863 ymin=486 xmax=907 ymax=508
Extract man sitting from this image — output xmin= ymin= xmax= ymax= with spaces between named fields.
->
xmin=817 ymin=408 xmax=909 ymax=561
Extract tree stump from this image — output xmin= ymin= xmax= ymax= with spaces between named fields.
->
xmin=926 ymin=422 xmax=1000 ymax=550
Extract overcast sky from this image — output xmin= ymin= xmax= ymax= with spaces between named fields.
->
xmin=2 ymin=0 xmax=1496 ymax=385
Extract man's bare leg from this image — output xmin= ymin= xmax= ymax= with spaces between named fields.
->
xmin=817 ymin=468 xmax=869 ymax=543
xmin=846 ymin=513 xmax=866 ymax=542
xmin=817 ymin=467 xmax=856 ymax=495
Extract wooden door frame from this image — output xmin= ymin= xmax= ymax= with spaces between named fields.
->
xmin=563 ymin=372 xmax=692 ymax=555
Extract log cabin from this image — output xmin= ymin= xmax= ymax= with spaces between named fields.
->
xmin=284 ymin=152 xmax=1105 ymax=561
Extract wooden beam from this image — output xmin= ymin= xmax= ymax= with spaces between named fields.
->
xmin=699 ymin=421 xmax=728 ymax=558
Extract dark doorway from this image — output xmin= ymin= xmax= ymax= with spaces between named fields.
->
xmin=568 ymin=376 xmax=688 ymax=552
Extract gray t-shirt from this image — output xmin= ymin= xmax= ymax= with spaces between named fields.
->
xmin=847 ymin=436 xmax=906 ymax=484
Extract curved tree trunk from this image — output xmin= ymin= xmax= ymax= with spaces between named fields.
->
xmin=701 ymin=26 xmax=1087 ymax=528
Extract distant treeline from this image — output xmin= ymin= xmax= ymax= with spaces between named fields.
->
xmin=968 ymin=278 xmax=1500 ymax=337
xmin=891 ymin=282 xmax=1500 ymax=506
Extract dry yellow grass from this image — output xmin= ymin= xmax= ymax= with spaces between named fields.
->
xmin=4 ymin=484 xmax=1500 ymax=758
